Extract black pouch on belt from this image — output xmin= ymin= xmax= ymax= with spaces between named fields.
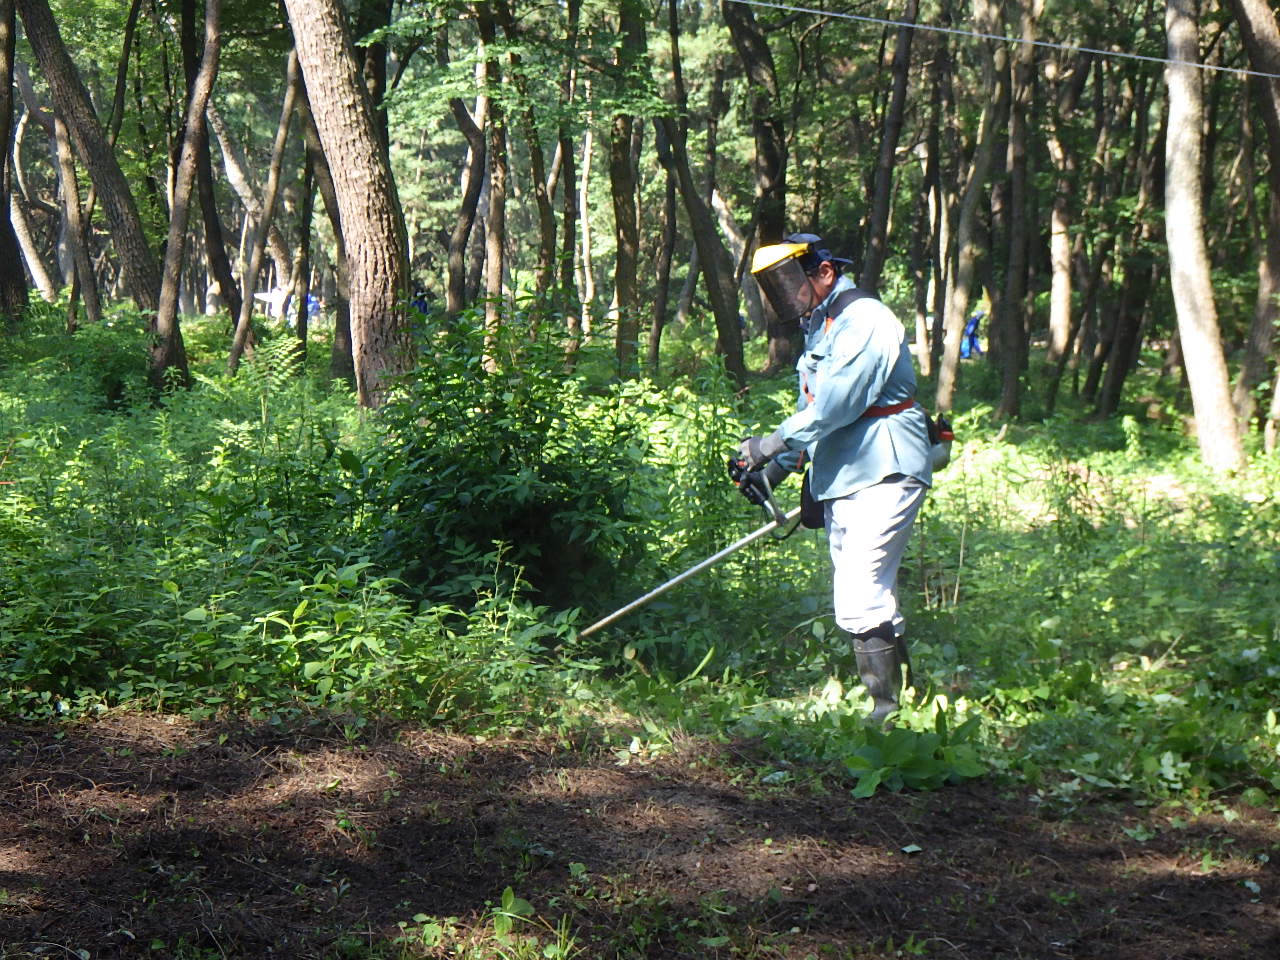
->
xmin=800 ymin=472 xmax=825 ymax=529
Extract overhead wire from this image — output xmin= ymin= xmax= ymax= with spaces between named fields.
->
xmin=724 ymin=0 xmax=1280 ymax=82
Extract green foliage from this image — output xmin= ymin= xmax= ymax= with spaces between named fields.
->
xmin=0 ymin=312 xmax=574 ymax=727
xmin=2 ymin=309 xmax=1278 ymax=814
xmin=365 ymin=308 xmax=652 ymax=608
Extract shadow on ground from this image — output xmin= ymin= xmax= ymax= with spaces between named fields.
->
xmin=1 ymin=714 xmax=1277 ymax=959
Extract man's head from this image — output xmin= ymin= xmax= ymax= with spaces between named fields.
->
xmin=750 ymin=233 xmax=852 ymax=325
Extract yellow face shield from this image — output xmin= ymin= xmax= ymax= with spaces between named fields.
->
xmin=751 ymin=242 xmax=818 ymax=325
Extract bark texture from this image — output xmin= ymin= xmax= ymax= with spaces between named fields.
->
xmin=283 ymin=0 xmax=409 ymax=407
xmin=1165 ymin=0 xmax=1245 ymax=471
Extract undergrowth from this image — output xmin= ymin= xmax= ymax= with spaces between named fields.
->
xmin=1 ymin=305 xmax=1278 ymax=811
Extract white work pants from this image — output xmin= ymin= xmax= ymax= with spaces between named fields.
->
xmin=824 ymin=477 xmax=926 ymax=636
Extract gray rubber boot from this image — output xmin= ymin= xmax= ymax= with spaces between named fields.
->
xmin=852 ymin=621 xmax=905 ymax=725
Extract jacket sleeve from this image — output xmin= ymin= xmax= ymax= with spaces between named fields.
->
xmin=777 ymin=303 xmax=900 ymax=449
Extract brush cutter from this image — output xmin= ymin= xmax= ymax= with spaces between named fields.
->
xmin=578 ymin=459 xmax=801 ymax=638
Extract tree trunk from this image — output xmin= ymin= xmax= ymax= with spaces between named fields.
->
xmin=207 ymin=104 xmax=293 ymax=288
xmin=494 ymin=0 xmax=556 ymax=303
xmin=179 ymin=0 xmax=239 ymax=323
xmin=296 ymin=84 xmax=353 ymax=383
xmin=935 ymin=0 xmax=1007 ymax=413
xmin=475 ymin=2 xmax=508 ymax=369
xmin=1095 ymin=258 xmax=1152 ymax=418
xmin=656 ymin=116 xmax=745 ymax=386
xmin=712 ymin=188 xmax=765 ymax=336
xmin=926 ymin=21 xmax=955 ymax=378
xmin=1043 ymin=54 xmax=1091 ymax=374
xmin=647 ymin=118 xmax=677 ymax=372
xmin=53 ymin=115 xmax=100 ymax=328
xmin=227 ymin=50 xmax=300 ymax=373
xmin=993 ymin=0 xmax=1041 ymax=421
xmin=658 ymin=0 xmax=742 ymax=384
xmin=10 ymin=195 xmax=55 ymax=303
xmin=608 ymin=0 xmax=645 ymax=379
xmin=574 ymin=106 xmax=594 ymax=341
xmin=555 ymin=0 xmax=581 ymax=317
xmin=439 ymin=28 xmax=486 ymax=317
xmin=293 ymin=152 xmax=314 ymax=353
xmin=1165 ymin=0 xmax=1245 ymax=471
xmin=154 ymin=0 xmax=222 ymax=389
xmin=721 ymin=0 xmax=791 ymax=370
xmin=0 ymin=0 xmax=27 ymax=327
xmin=1224 ymin=0 xmax=1280 ymax=433
xmin=16 ymin=0 xmax=159 ymax=312
xmin=860 ymin=0 xmax=917 ymax=296
xmin=284 ymin=0 xmax=409 ymax=407
xmin=353 ymin=0 xmax=392 ymax=152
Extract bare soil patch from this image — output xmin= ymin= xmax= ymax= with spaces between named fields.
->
xmin=1 ymin=714 xmax=1276 ymax=958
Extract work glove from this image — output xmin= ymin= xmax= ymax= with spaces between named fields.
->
xmin=738 ymin=430 xmax=787 ymax=470
xmin=728 ymin=456 xmax=790 ymax=507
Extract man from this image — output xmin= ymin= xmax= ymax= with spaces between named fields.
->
xmin=737 ymin=233 xmax=932 ymax=723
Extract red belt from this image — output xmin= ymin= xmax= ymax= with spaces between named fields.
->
xmin=862 ymin=398 xmax=916 ymax=418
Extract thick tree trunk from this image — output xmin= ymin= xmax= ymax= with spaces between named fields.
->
xmin=1165 ymin=0 xmax=1244 ymax=471
xmin=154 ymin=0 xmax=222 ymax=389
xmin=16 ymin=0 xmax=159 ymax=312
xmin=284 ymin=0 xmax=409 ymax=407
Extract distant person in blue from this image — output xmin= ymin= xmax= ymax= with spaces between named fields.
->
xmin=410 ymin=287 xmax=431 ymax=314
xmin=736 ymin=233 xmax=932 ymax=724
xmin=961 ymin=308 xmax=984 ymax=359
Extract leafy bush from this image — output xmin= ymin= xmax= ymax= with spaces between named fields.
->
xmin=0 ymin=314 xmax=573 ymax=726
xmin=365 ymin=309 xmax=658 ymax=608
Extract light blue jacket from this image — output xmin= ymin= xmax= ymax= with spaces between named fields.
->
xmin=776 ymin=276 xmax=932 ymax=500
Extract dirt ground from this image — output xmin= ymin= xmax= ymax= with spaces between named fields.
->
xmin=1 ymin=714 xmax=1276 ymax=959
